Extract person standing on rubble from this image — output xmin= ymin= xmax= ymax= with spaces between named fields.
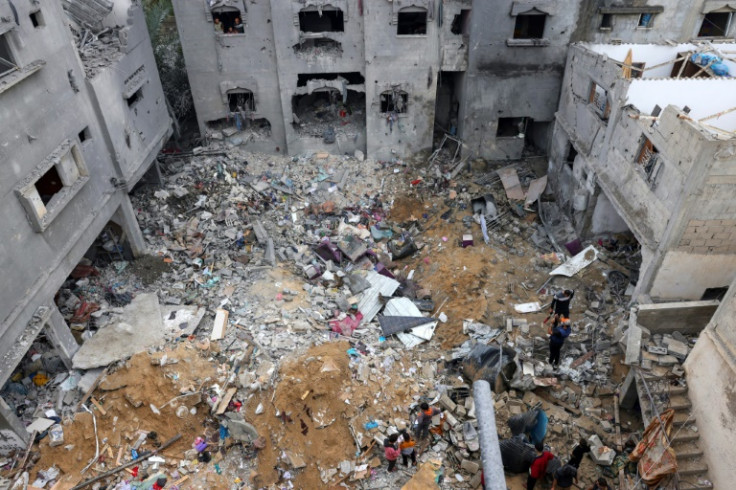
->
xmin=550 ymin=289 xmax=575 ymax=318
xmin=567 ymin=437 xmax=590 ymax=468
xmin=551 ymin=462 xmax=578 ymax=490
xmin=527 ymin=441 xmax=554 ymax=490
xmin=548 ymin=316 xmax=572 ymax=369
xmin=384 ymin=433 xmax=400 ymax=472
xmin=414 ymin=402 xmax=442 ymax=440
xmin=398 ymin=430 xmax=417 ymax=466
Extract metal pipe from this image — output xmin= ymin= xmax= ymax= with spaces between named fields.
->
xmin=473 ymin=380 xmax=506 ymax=490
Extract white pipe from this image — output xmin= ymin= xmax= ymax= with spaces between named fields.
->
xmin=473 ymin=380 xmax=506 ymax=490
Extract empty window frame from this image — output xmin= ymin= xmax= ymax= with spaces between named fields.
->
xmin=380 ymin=89 xmax=408 ymax=113
xmin=227 ymin=90 xmax=255 ymax=112
xmin=78 ymin=126 xmax=91 ymax=143
xmin=588 ymin=82 xmax=610 ymax=120
xmin=451 ymin=9 xmax=471 ymax=35
xmin=126 ymin=87 xmax=143 ymax=108
xmin=698 ymin=12 xmax=733 ymax=37
xmin=513 ymin=13 xmax=546 ymax=39
xmin=299 ymin=7 xmax=344 ymax=33
xmin=631 ymin=62 xmax=646 ymax=79
xmin=0 ymin=33 xmax=18 ymax=77
xmin=213 ymin=7 xmax=243 ymax=34
xmin=566 ymin=143 xmax=578 ymax=168
xmin=496 ymin=117 xmax=527 ymax=137
xmin=16 ymin=141 xmax=89 ymax=232
xmin=600 ymin=13 xmax=613 ymax=29
xmin=29 ymin=10 xmax=45 ymax=28
xmin=398 ymin=7 xmax=428 ymax=35
xmin=638 ymin=13 xmax=655 ymax=28
xmin=636 ymin=137 xmax=660 ymax=179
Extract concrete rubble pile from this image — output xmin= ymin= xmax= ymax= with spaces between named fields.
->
xmin=1 ymin=144 xmax=685 ymax=489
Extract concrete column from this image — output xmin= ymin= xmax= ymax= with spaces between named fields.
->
xmin=0 ymin=397 xmax=29 ymax=452
xmin=45 ymin=305 xmax=79 ymax=371
xmin=473 ymin=380 xmax=506 ymax=490
xmin=112 ymin=196 xmax=147 ymax=257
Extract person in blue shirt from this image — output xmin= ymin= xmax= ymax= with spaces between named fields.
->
xmin=548 ymin=316 xmax=571 ymax=369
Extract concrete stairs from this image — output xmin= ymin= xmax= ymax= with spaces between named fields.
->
xmin=634 ymin=373 xmax=713 ymax=490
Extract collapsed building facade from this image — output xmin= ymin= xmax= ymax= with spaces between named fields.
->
xmin=0 ymin=0 xmax=171 ymax=448
xmin=173 ymin=0 xmax=732 ymax=160
xmin=548 ymin=42 xmax=736 ymax=302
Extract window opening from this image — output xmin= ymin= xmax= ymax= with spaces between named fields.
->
xmin=496 ymin=117 xmax=527 ymax=137
xmin=380 ymin=90 xmax=408 ymax=113
xmin=701 ymin=287 xmax=728 ymax=301
xmin=698 ymin=12 xmax=732 ymax=37
xmin=600 ymin=13 xmax=613 ymax=29
xmin=291 ymin=89 xmax=365 ymax=137
xmin=299 ymin=8 xmax=344 ymax=33
xmin=636 ymin=137 xmax=659 ymax=178
xmin=513 ymin=14 xmax=546 ymax=39
xmin=213 ymin=8 xmax=243 ymax=34
xmin=78 ymin=127 xmax=91 ymax=143
xmin=631 ymin=62 xmax=645 ymax=79
xmin=297 ymin=72 xmax=364 ymax=87
xmin=227 ymin=90 xmax=255 ymax=112
xmin=566 ymin=144 xmax=578 ymax=168
xmin=29 ymin=10 xmax=45 ymax=28
xmin=398 ymin=8 xmax=428 ymax=35
xmin=589 ymin=82 xmax=610 ymax=120
xmin=35 ymin=166 xmax=64 ymax=206
xmin=0 ymin=34 xmax=17 ymax=77
xmin=451 ymin=9 xmax=471 ymax=35
xmin=126 ymin=87 xmax=143 ymax=108
xmin=638 ymin=13 xmax=654 ymax=28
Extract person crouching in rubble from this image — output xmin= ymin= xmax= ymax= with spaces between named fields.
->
xmin=552 ymin=462 xmax=578 ymax=490
xmin=384 ymin=433 xmax=400 ymax=472
xmin=398 ymin=430 xmax=417 ymax=467
xmin=550 ymin=289 xmax=575 ymax=318
xmin=414 ymin=402 xmax=442 ymax=440
xmin=548 ymin=316 xmax=572 ymax=369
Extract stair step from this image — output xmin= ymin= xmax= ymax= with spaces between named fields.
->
xmin=677 ymin=459 xmax=709 ymax=476
xmin=669 ymin=396 xmax=692 ymax=410
xmin=673 ymin=446 xmax=704 ymax=459
xmin=678 ymin=478 xmax=714 ymax=490
xmin=673 ymin=412 xmax=695 ymax=426
xmin=673 ymin=432 xmax=700 ymax=443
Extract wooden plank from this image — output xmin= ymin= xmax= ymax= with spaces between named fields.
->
xmin=76 ymin=368 xmax=108 ymax=411
xmin=90 ymin=397 xmax=107 ymax=416
xmin=172 ymin=475 xmax=189 ymax=487
xmin=210 ymin=309 xmax=229 ymax=341
xmin=215 ymin=387 xmax=237 ymax=415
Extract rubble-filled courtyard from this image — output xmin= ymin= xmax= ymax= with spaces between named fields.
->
xmin=0 ymin=146 xmax=707 ymax=490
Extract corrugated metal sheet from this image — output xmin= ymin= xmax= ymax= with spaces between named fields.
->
xmin=383 ymin=298 xmax=437 ymax=348
xmin=356 ymin=271 xmax=399 ymax=324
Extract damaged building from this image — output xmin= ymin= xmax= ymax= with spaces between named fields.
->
xmin=548 ymin=42 xmax=736 ymax=302
xmin=173 ymin=0 xmax=732 ymax=160
xmin=0 ymin=0 xmax=171 ymax=449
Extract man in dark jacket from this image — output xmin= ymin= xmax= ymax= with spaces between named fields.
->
xmin=552 ymin=463 xmax=578 ymax=489
xmin=550 ymin=289 xmax=574 ymax=318
xmin=548 ymin=317 xmax=571 ymax=368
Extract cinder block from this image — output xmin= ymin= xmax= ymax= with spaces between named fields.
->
xmin=461 ymin=459 xmax=480 ymax=474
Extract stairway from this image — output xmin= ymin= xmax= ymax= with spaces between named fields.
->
xmin=634 ymin=373 xmax=713 ymax=490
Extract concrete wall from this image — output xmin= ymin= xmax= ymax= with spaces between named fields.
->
xmin=686 ymin=280 xmax=736 ymax=490
xmin=0 ymin=0 xmax=170 ymax=451
xmin=172 ymin=0 xmax=285 ymax=154
xmin=460 ymin=0 xmax=582 ymax=160
xmin=88 ymin=3 xmax=172 ymax=189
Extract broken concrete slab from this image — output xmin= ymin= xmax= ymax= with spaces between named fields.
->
xmin=161 ymin=305 xmax=206 ymax=340
xmin=550 ymin=245 xmax=599 ymax=277
xmin=635 ymin=300 xmax=719 ymax=335
xmin=72 ymin=293 xmax=165 ymax=369
xmin=625 ymin=324 xmax=642 ymax=366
